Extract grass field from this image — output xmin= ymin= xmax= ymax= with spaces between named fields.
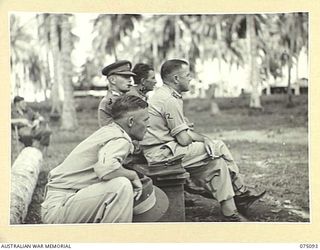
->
xmin=12 ymin=94 xmax=308 ymax=223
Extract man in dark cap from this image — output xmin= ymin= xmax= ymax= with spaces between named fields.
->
xmin=11 ymin=96 xmax=51 ymax=149
xmin=98 ymin=60 xmax=136 ymax=127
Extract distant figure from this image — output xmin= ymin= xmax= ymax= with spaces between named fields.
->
xmin=127 ymin=63 xmax=157 ymax=101
xmin=42 ymin=95 xmax=168 ymax=223
xmin=207 ymin=83 xmax=220 ymax=116
xmin=98 ymin=60 xmax=136 ymax=127
xmin=239 ymin=88 xmax=246 ymax=98
xmin=11 ymin=96 xmax=51 ymax=149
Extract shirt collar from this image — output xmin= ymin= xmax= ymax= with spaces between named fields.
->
xmin=111 ymin=90 xmax=121 ymax=96
xmin=111 ymin=122 xmax=133 ymax=144
xmin=132 ymin=86 xmax=146 ymax=99
xmin=163 ymin=84 xmax=182 ymax=99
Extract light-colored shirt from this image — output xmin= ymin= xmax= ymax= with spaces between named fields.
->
xmin=47 ymin=122 xmax=134 ymax=190
xmin=11 ymin=105 xmax=37 ymax=128
xmin=98 ymin=90 xmax=122 ymax=127
xmin=141 ymin=84 xmax=190 ymax=147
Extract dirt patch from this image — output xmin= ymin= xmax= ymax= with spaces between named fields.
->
xmin=206 ymin=127 xmax=308 ymax=145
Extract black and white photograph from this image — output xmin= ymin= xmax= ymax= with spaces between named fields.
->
xmin=9 ymin=12 xmax=309 ymax=225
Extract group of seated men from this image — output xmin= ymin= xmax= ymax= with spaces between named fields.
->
xmin=37 ymin=59 xmax=266 ymax=223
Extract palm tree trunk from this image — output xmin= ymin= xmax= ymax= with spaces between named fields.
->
xmin=247 ymin=15 xmax=262 ymax=109
xmin=60 ymin=15 xmax=78 ymax=130
xmin=152 ymin=18 xmax=158 ymax=67
xmin=174 ymin=16 xmax=180 ymax=57
xmin=49 ymin=14 xmax=62 ymax=116
xmin=36 ymin=14 xmax=51 ymax=101
xmin=287 ymin=58 xmax=293 ymax=106
xmin=113 ymin=45 xmax=118 ymax=61
xmin=10 ymin=147 xmax=42 ymax=224
xmin=209 ymin=19 xmax=221 ymax=115
xmin=112 ymin=19 xmax=118 ymax=61
xmin=295 ymin=55 xmax=300 ymax=95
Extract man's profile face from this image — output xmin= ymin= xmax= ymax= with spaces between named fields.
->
xmin=175 ymin=64 xmax=192 ymax=92
xmin=143 ymin=70 xmax=157 ymax=92
xmin=129 ymin=108 xmax=149 ymax=141
xmin=17 ymin=100 xmax=27 ymax=111
xmin=113 ymin=74 xmax=132 ymax=93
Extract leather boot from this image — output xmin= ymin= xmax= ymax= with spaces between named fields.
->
xmin=234 ymin=190 xmax=266 ymax=215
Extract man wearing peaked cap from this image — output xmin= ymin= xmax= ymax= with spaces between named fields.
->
xmin=101 ymin=60 xmax=136 ymax=77
xmin=98 ymin=60 xmax=136 ymax=127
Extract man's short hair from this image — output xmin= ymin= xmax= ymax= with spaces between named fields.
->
xmin=132 ymin=63 xmax=154 ymax=85
xmin=111 ymin=95 xmax=148 ymax=120
xmin=160 ymin=59 xmax=189 ymax=81
xmin=13 ymin=96 xmax=24 ymax=104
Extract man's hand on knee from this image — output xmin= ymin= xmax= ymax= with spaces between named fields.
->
xmin=204 ymin=137 xmax=216 ymax=158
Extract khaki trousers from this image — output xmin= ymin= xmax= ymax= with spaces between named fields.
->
xmin=41 ymin=177 xmax=134 ymax=224
xmin=143 ymin=140 xmax=245 ymax=202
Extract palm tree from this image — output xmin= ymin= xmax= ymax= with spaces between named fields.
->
xmin=60 ymin=14 xmax=78 ymax=130
xmin=36 ymin=13 xmax=52 ymax=101
xmin=44 ymin=13 xmax=79 ymax=129
xmin=49 ymin=14 xmax=63 ymax=117
xmin=276 ymin=13 xmax=308 ymax=106
xmin=227 ymin=14 xmax=278 ymax=109
xmin=246 ymin=14 xmax=262 ymax=109
xmin=10 ymin=15 xmax=33 ymax=96
xmin=92 ymin=14 xmax=141 ymax=65
xmin=27 ymin=52 xmax=44 ymax=95
xmin=78 ymin=58 xmax=98 ymax=90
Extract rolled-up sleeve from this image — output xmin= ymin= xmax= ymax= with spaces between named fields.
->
xmin=164 ymin=99 xmax=189 ymax=137
xmin=94 ymin=138 xmax=133 ymax=179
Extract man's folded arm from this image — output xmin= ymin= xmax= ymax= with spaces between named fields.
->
xmin=11 ymin=118 xmax=31 ymax=127
xmin=175 ymin=129 xmax=193 ymax=146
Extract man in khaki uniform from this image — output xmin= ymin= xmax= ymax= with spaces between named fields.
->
xmin=42 ymin=96 xmax=167 ymax=223
xmin=141 ymin=59 xmax=265 ymax=222
xmin=98 ymin=60 xmax=136 ymax=127
xmin=11 ymin=96 xmax=51 ymax=149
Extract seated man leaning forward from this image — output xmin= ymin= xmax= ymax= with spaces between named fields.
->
xmin=41 ymin=95 xmax=168 ymax=223
xmin=140 ymin=59 xmax=266 ymax=222
xmin=11 ymin=96 xmax=51 ymax=149
xmin=98 ymin=60 xmax=136 ymax=127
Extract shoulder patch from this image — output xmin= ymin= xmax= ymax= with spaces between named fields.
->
xmin=172 ymin=92 xmax=182 ymax=99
